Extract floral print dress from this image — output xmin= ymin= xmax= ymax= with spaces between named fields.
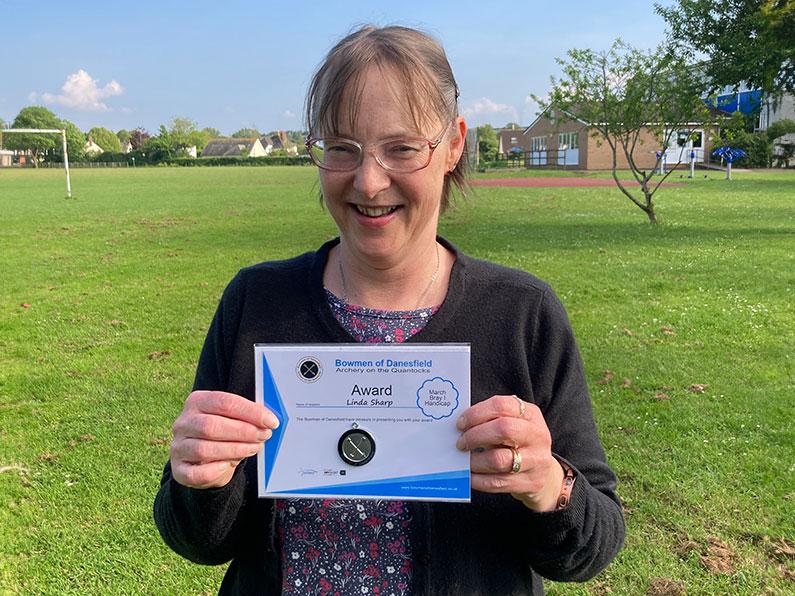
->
xmin=277 ymin=290 xmax=438 ymax=595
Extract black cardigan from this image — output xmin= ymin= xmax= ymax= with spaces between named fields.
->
xmin=154 ymin=238 xmax=625 ymax=595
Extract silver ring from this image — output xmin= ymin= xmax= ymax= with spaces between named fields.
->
xmin=515 ymin=396 xmax=526 ymax=418
xmin=510 ymin=447 xmax=522 ymax=474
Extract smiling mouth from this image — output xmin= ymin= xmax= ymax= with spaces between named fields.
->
xmin=353 ymin=205 xmax=400 ymax=217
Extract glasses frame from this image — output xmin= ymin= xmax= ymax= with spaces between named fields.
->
xmin=305 ymin=123 xmax=450 ymax=173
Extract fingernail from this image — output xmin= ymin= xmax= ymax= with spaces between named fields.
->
xmin=456 ymin=415 xmax=466 ymax=431
xmin=257 ymin=430 xmax=272 ymax=441
xmin=455 ymin=437 xmax=466 ymax=451
xmin=264 ymin=415 xmax=280 ymax=429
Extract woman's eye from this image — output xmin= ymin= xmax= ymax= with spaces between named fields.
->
xmin=327 ymin=144 xmax=355 ymax=154
xmin=387 ymin=143 xmax=421 ymax=156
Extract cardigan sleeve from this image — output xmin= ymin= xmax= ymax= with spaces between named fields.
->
xmin=153 ymin=273 xmax=255 ymax=565
xmin=521 ymin=288 xmax=625 ymax=581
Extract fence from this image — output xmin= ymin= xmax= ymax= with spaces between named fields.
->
xmin=491 ymin=149 xmax=572 ymax=168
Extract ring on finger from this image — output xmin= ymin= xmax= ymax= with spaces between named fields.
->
xmin=510 ymin=447 xmax=522 ymax=474
xmin=515 ymin=396 xmax=526 ymax=418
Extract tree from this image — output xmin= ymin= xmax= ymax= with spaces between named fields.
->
xmin=542 ymin=40 xmax=710 ymax=224
xmin=129 ymin=127 xmax=150 ymax=151
xmin=477 ymin=125 xmax=498 ymax=162
xmin=766 ymin=118 xmax=795 ymax=142
xmin=117 ymin=129 xmax=131 ymax=143
xmin=61 ymin=120 xmax=86 ymax=162
xmin=168 ymin=117 xmax=210 ymax=152
xmin=656 ymin=0 xmax=795 ymax=96
xmin=144 ymin=125 xmax=173 ymax=162
xmin=202 ymin=127 xmax=222 ymax=138
xmin=88 ymin=127 xmax=121 ymax=153
xmin=232 ymin=127 xmax=260 ymax=138
xmin=4 ymin=106 xmax=63 ymax=166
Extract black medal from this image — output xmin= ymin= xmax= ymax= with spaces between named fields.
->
xmin=338 ymin=424 xmax=375 ymax=466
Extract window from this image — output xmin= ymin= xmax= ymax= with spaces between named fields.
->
xmin=510 ymin=137 xmax=518 ymax=144
xmin=691 ymin=131 xmax=703 ymax=148
xmin=531 ymin=136 xmax=547 ymax=151
xmin=558 ymin=132 xmax=579 ymax=149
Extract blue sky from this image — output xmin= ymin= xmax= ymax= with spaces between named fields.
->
xmin=0 ymin=0 xmax=674 ymax=134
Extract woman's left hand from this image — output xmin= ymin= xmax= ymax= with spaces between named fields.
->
xmin=456 ymin=394 xmax=565 ymax=512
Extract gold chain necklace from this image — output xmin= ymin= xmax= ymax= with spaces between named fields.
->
xmin=338 ymin=243 xmax=441 ymax=309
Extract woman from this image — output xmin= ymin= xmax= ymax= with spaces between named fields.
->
xmin=154 ymin=25 xmax=624 ymax=595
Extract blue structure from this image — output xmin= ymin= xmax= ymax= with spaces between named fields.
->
xmin=704 ymin=90 xmax=763 ymax=115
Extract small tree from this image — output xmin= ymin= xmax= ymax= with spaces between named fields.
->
xmin=88 ymin=127 xmax=122 ymax=153
xmin=129 ymin=127 xmax=151 ymax=151
xmin=477 ymin=125 xmax=499 ymax=162
xmin=116 ymin=129 xmax=131 ymax=144
xmin=542 ymin=40 xmax=710 ymax=224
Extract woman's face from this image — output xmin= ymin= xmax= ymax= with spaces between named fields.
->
xmin=318 ymin=66 xmax=466 ymax=268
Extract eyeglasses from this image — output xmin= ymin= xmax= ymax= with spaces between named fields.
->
xmin=305 ymin=125 xmax=448 ymax=173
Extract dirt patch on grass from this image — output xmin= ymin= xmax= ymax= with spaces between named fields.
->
xmin=701 ymin=536 xmax=737 ymax=575
xmin=472 ymin=177 xmax=684 ymax=188
xmin=646 ymin=577 xmax=686 ymax=595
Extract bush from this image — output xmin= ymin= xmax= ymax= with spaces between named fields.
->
xmin=169 ymin=156 xmax=311 ymax=167
xmin=722 ymin=131 xmax=772 ymax=167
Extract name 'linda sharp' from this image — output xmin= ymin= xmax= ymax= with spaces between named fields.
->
xmin=347 ymin=384 xmax=394 ymax=408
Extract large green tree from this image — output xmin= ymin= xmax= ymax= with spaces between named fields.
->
xmin=116 ymin=129 xmax=131 ymax=143
xmin=202 ymin=127 xmax=222 ymax=138
xmin=88 ymin=127 xmax=121 ymax=153
xmin=4 ymin=106 xmax=63 ymax=166
xmin=542 ymin=40 xmax=710 ymax=223
xmin=656 ymin=0 xmax=795 ymax=95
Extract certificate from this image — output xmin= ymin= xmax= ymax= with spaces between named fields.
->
xmin=255 ymin=343 xmax=470 ymax=502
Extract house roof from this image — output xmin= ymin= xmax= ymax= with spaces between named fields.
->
xmin=524 ymin=106 xmax=589 ymax=134
xmin=202 ymin=138 xmax=258 ymax=157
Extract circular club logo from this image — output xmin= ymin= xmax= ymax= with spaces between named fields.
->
xmin=296 ymin=357 xmax=322 ymax=382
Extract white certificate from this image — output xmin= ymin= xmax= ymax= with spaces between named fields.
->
xmin=255 ymin=343 xmax=470 ymax=502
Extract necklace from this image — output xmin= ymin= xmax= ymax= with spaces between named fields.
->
xmin=338 ymin=242 xmax=441 ymax=309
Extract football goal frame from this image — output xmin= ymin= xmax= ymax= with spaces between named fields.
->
xmin=3 ymin=128 xmax=72 ymax=198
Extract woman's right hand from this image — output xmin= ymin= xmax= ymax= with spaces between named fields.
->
xmin=169 ymin=390 xmax=280 ymax=489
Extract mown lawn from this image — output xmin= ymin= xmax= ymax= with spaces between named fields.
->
xmin=1 ymin=166 xmax=792 ymax=595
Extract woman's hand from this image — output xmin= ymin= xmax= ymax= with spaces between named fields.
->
xmin=170 ymin=390 xmax=280 ymax=489
xmin=456 ymin=395 xmax=564 ymax=512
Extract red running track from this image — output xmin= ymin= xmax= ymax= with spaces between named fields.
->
xmin=472 ymin=177 xmax=683 ymax=188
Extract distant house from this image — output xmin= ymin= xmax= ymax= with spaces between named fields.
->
xmin=85 ymin=136 xmax=104 ymax=156
xmin=497 ymin=125 xmax=530 ymax=155
xmin=120 ymin=139 xmax=133 ymax=154
xmin=201 ymin=138 xmax=267 ymax=158
xmin=0 ymin=149 xmax=13 ymax=167
xmin=260 ymin=130 xmax=299 ymax=155
xmin=522 ymin=107 xmax=714 ymax=170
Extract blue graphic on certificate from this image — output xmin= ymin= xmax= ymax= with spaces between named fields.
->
xmin=255 ymin=344 xmax=470 ymax=501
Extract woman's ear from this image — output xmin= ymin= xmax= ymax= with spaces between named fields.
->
xmin=446 ymin=116 xmax=467 ymax=172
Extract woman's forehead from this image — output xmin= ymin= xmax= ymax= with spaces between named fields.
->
xmin=327 ymin=64 xmax=443 ymax=138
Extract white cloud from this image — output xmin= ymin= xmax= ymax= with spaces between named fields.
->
xmin=35 ymin=69 xmax=124 ymax=111
xmin=283 ymin=109 xmax=296 ymax=119
xmin=461 ymin=97 xmax=518 ymax=125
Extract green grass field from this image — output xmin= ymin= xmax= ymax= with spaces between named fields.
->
xmin=1 ymin=166 xmax=793 ymax=595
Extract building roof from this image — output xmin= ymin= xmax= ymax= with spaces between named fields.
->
xmin=202 ymin=138 xmax=258 ymax=157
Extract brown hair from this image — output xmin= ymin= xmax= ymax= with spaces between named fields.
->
xmin=305 ymin=25 xmax=468 ymax=209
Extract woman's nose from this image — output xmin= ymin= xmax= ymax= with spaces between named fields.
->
xmin=352 ymin=151 xmax=391 ymax=199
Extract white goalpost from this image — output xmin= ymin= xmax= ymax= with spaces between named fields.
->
xmin=3 ymin=128 xmax=72 ymax=198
